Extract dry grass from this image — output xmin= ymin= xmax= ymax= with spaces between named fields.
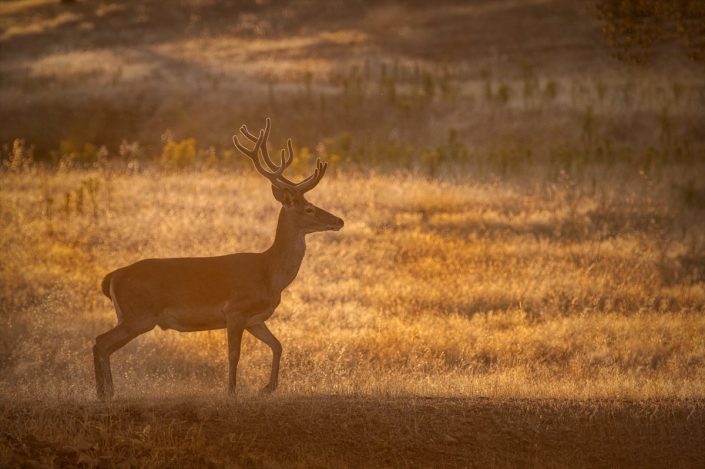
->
xmin=1 ymin=167 xmax=704 ymax=466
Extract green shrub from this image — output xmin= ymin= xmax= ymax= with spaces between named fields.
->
xmin=53 ymin=140 xmax=107 ymax=169
xmin=376 ymin=139 xmax=415 ymax=168
xmin=421 ymin=128 xmax=469 ymax=176
xmin=160 ymin=138 xmax=197 ymax=170
xmin=544 ymin=80 xmax=559 ymax=101
xmin=2 ymin=138 xmax=34 ymax=172
xmin=496 ymin=83 xmax=512 ymax=105
xmin=323 ymin=133 xmax=353 ymax=163
xmin=289 ymin=145 xmax=313 ymax=176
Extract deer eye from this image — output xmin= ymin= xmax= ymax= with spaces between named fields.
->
xmin=304 ymin=206 xmax=315 ymax=215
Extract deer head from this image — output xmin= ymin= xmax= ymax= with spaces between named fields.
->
xmin=233 ymin=118 xmax=344 ymax=234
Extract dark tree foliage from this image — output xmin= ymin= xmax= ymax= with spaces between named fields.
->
xmin=674 ymin=0 xmax=705 ymax=62
xmin=593 ymin=0 xmax=705 ymax=63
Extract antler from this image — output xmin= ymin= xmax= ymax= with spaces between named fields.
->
xmin=233 ymin=118 xmax=327 ymax=194
xmin=239 ymin=118 xmax=279 ymax=172
xmin=232 ymin=119 xmax=292 ymax=189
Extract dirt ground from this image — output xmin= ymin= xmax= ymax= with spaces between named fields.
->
xmin=2 ymin=396 xmax=704 ymax=468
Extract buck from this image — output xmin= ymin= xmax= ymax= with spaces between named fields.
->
xmin=93 ymin=118 xmax=343 ymax=400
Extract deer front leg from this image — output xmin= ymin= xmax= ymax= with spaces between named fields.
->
xmin=226 ymin=315 xmax=246 ymax=395
xmin=247 ymin=322 xmax=282 ymax=393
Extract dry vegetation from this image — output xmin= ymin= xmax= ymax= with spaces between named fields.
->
xmin=2 ymin=0 xmax=705 ymax=467
xmin=2 ymin=168 xmax=704 ymax=399
xmin=2 ymin=168 xmax=705 ymax=466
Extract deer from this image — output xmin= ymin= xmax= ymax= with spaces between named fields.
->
xmin=93 ymin=118 xmax=344 ymax=400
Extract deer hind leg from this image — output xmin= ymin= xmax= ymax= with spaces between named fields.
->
xmin=247 ymin=322 xmax=282 ymax=393
xmin=93 ymin=321 xmax=152 ymax=400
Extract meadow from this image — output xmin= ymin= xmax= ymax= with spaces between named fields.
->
xmin=1 ymin=165 xmax=705 ymax=466
xmin=2 ymin=0 xmax=705 ymax=467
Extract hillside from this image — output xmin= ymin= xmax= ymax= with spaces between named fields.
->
xmin=1 ymin=0 xmax=702 ymax=164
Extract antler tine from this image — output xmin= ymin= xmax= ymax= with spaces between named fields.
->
xmin=275 ymin=140 xmax=326 ymax=190
xmin=231 ymin=130 xmax=260 ymax=159
xmin=233 ymin=129 xmax=296 ymax=190
xmin=287 ymin=157 xmax=322 ymax=187
xmin=276 ymin=138 xmax=304 ymax=186
xmin=240 ymin=118 xmax=280 ymax=172
xmin=294 ymin=158 xmax=327 ymax=194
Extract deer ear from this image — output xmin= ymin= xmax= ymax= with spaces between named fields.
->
xmin=271 ymin=185 xmax=295 ymax=206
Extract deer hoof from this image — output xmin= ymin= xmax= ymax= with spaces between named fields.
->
xmin=260 ymin=383 xmax=277 ymax=394
xmin=96 ymin=389 xmax=113 ymax=402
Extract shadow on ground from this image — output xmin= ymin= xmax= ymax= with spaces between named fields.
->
xmin=2 ymin=395 xmax=704 ymax=467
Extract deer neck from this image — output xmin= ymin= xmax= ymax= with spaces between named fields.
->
xmin=266 ymin=208 xmax=306 ymax=292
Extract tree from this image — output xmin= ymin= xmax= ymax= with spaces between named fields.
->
xmin=592 ymin=0 xmax=705 ymax=63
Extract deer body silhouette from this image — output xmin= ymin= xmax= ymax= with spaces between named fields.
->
xmin=93 ymin=118 xmax=343 ymax=399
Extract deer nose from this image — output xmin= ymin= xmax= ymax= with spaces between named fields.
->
xmin=330 ymin=217 xmax=344 ymax=230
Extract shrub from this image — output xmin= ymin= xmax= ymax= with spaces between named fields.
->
xmin=160 ymin=137 xmax=197 ymax=170
xmin=544 ymin=80 xmax=559 ymax=101
xmin=2 ymin=138 xmax=34 ymax=172
xmin=53 ymin=140 xmax=107 ymax=169
xmin=496 ymin=83 xmax=512 ymax=105
xmin=421 ymin=128 xmax=469 ymax=176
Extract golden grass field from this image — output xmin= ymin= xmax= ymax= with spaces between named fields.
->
xmin=2 ymin=0 xmax=705 ymax=466
xmin=1 ymin=168 xmax=705 ymax=466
